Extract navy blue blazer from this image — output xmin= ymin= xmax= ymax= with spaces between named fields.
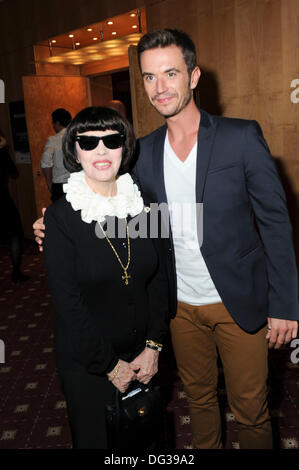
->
xmin=132 ymin=108 xmax=299 ymax=332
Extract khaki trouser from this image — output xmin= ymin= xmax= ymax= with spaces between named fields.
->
xmin=170 ymin=301 xmax=273 ymax=449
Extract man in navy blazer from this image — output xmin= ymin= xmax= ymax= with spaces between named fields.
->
xmin=133 ymin=29 xmax=299 ymax=449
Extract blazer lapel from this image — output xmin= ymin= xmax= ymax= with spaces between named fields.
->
xmin=150 ymin=110 xmax=217 ymax=204
xmin=196 ymin=109 xmax=218 ymax=202
xmin=152 ymin=124 xmax=168 ymax=203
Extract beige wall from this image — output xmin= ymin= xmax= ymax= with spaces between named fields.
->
xmin=0 ymin=0 xmax=298 ymax=250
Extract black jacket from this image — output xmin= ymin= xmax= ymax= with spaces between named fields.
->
xmin=43 ymin=195 xmax=169 ymax=376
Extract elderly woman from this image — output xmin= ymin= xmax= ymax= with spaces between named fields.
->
xmin=42 ymin=106 xmax=169 ymax=449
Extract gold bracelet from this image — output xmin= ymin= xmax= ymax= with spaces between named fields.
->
xmin=146 ymin=340 xmax=163 ymax=352
xmin=146 ymin=339 xmax=163 ymax=348
xmin=146 ymin=343 xmax=161 ymax=352
xmin=108 ymin=360 xmax=121 ymax=382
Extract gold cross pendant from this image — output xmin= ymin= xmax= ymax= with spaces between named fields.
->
xmin=122 ymin=271 xmax=131 ymax=286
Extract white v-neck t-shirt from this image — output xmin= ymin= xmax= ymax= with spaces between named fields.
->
xmin=164 ymin=131 xmax=222 ymax=306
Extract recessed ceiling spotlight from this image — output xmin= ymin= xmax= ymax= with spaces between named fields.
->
xmin=107 ymin=21 xmax=113 ymax=25
xmin=93 ymin=37 xmax=98 ymax=40
xmin=75 ymin=42 xmax=80 ymax=46
xmin=130 ymin=13 xmax=136 ymax=17
xmin=112 ymin=32 xmax=117 ymax=35
xmin=69 ymin=34 xmax=74 ymax=38
xmin=132 ymin=25 xmax=138 ymax=29
xmin=87 ymin=28 xmax=93 ymax=31
xmin=51 ymin=40 xmax=57 ymax=43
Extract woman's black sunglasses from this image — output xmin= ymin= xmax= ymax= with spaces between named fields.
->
xmin=75 ymin=133 xmax=124 ymax=151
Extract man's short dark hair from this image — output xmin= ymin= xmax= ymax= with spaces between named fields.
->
xmin=51 ymin=108 xmax=72 ymax=128
xmin=137 ymin=29 xmax=197 ymax=77
xmin=63 ymin=106 xmax=135 ymax=175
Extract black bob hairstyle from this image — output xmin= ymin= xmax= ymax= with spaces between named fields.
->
xmin=63 ymin=106 xmax=135 ymax=175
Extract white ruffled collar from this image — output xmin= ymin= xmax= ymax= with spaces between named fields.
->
xmin=63 ymin=171 xmax=144 ymax=223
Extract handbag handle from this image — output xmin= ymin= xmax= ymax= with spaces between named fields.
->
xmin=116 ymin=380 xmax=152 ymax=401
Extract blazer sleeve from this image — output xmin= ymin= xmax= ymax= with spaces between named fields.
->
xmin=143 ymin=194 xmax=170 ymax=344
xmin=243 ymin=121 xmax=299 ymax=320
xmin=43 ymin=206 xmax=119 ymax=375
xmin=130 ymin=145 xmax=141 ymax=187
xmin=146 ymin=239 xmax=170 ymax=344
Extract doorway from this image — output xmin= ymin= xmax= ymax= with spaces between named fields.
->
xmin=89 ymin=69 xmax=132 ymax=123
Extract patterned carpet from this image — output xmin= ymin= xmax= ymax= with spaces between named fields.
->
xmin=0 ymin=240 xmax=298 ymax=449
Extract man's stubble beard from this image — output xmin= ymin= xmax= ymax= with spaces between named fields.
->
xmin=151 ymin=85 xmax=193 ymax=119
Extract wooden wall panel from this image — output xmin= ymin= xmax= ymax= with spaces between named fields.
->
xmin=257 ymin=0 xmax=283 ymax=95
xmin=22 ymin=76 xmax=90 ymax=218
xmin=146 ymin=0 xmax=199 ymax=32
xmin=80 ymin=56 xmax=129 ymax=77
xmin=0 ymin=47 xmax=35 ymax=103
xmin=214 ymin=1 xmax=237 ymax=105
xmin=129 ymin=45 xmax=164 ymax=139
xmin=89 ymin=75 xmax=113 ymax=106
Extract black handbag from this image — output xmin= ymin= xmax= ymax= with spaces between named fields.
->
xmin=105 ymin=379 xmax=163 ymax=450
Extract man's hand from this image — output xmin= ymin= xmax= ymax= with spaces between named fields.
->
xmin=130 ymin=347 xmax=159 ymax=384
xmin=32 ymin=208 xmax=46 ymax=252
xmin=266 ymin=318 xmax=298 ymax=349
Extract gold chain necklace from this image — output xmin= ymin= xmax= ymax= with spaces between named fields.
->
xmin=99 ymin=219 xmax=131 ymax=285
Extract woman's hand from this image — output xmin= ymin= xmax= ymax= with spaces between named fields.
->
xmin=107 ymin=359 xmax=137 ymax=393
xmin=32 ymin=208 xmax=46 ymax=252
xmin=130 ymin=347 xmax=159 ymax=385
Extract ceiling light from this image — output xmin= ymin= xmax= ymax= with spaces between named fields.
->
xmin=51 ymin=40 xmax=56 ymax=43
xmin=130 ymin=13 xmax=136 ymax=17
xmin=87 ymin=28 xmax=92 ymax=31
xmin=132 ymin=25 xmax=138 ymax=29
xmin=112 ymin=32 xmax=117 ymax=35
xmin=107 ymin=21 xmax=113 ymax=25
xmin=39 ymin=32 xmax=143 ymax=66
xmin=69 ymin=34 xmax=74 ymax=38
xmin=93 ymin=37 xmax=98 ymax=40
xmin=76 ymin=42 xmax=80 ymax=46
